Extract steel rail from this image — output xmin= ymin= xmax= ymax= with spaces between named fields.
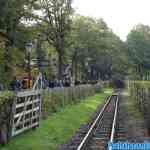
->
xmin=110 ymin=95 xmax=119 ymax=143
xmin=77 ymin=95 xmax=113 ymax=150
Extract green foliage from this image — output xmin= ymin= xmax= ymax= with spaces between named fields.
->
xmin=38 ymin=0 xmax=73 ymax=79
xmin=68 ymin=15 xmax=127 ymax=80
xmin=127 ymin=24 xmax=150 ymax=68
xmin=0 ymin=91 xmax=14 ymax=105
xmin=126 ymin=24 xmax=150 ymax=79
xmin=0 ymin=0 xmax=129 ymax=84
xmin=0 ymin=91 xmax=14 ymax=145
xmin=0 ymin=0 xmax=40 ymax=86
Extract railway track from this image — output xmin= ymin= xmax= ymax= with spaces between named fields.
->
xmin=76 ymin=91 xmax=126 ymax=150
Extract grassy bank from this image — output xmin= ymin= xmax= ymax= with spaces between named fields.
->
xmin=0 ymin=88 xmax=112 ymax=150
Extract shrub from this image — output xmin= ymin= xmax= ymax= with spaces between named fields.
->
xmin=0 ymin=91 xmax=14 ymax=144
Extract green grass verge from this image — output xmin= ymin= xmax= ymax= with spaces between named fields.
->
xmin=0 ymin=88 xmax=112 ymax=150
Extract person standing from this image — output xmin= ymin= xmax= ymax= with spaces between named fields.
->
xmin=10 ymin=77 xmax=21 ymax=91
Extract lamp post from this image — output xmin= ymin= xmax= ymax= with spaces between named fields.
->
xmin=25 ymin=42 xmax=33 ymax=89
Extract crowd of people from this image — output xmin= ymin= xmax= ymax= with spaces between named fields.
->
xmin=43 ymin=78 xmax=72 ymax=89
xmin=8 ymin=77 xmax=79 ymax=91
xmin=0 ymin=76 xmax=99 ymax=92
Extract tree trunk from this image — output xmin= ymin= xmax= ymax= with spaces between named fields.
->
xmin=3 ymin=41 xmax=12 ymax=87
xmin=58 ymin=48 xmax=64 ymax=80
xmin=36 ymin=38 xmax=43 ymax=72
xmin=4 ymin=41 xmax=11 ymax=72
xmin=71 ymin=57 xmax=76 ymax=80
xmin=75 ymin=61 xmax=78 ymax=81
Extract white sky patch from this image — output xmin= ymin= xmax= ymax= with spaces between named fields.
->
xmin=73 ymin=0 xmax=150 ymax=40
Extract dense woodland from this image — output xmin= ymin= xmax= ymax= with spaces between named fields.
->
xmin=0 ymin=0 xmax=149 ymax=88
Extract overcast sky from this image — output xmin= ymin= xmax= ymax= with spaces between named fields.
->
xmin=73 ymin=0 xmax=150 ymax=40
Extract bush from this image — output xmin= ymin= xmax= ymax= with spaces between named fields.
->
xmin=0 ymin=91 xmax=14 ymax=144
xmin=0 ymin=91 xmax=14 ymax=105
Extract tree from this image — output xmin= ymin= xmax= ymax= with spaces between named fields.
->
xmin=67 ymin=15 xmax=127 ymax=81
xmin=39 ymin=0 xmax=73 ymax=79
xmin=68 ymin=16 xmax=108 ymax=80
xmin=126 ymin=24 xmax=150 ymax=79
xmin=0 ymin=0 xmax=39 ymax=85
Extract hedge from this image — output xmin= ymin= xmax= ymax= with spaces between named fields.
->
xmin=0 ymin=91 xmax=14 ymax=144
